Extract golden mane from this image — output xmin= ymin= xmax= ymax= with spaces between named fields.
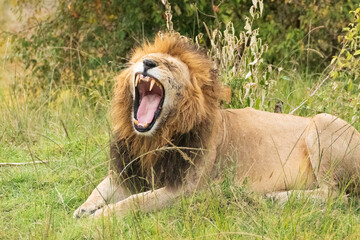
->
xmin=110 ymin=34 xmax=222 ymax=186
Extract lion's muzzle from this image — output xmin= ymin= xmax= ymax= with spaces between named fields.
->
xmin=133 ymin=73 xmax=164 ymax=132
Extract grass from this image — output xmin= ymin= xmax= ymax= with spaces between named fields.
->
xmin=1 ymin=70 xmax=360 ymax=239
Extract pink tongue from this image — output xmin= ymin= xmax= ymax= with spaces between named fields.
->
xmin=137 ymin=94 xmax=162 ymax=124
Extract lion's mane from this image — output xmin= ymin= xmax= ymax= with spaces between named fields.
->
xmin=110 ymin=34 xmax=222 ymax=190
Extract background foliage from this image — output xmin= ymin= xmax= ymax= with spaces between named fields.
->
xmin=6 ymin=0 xmax=359 ymax=100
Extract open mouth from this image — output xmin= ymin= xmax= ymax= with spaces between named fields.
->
xmin=133 ymin=73 xmax=165 ymax=132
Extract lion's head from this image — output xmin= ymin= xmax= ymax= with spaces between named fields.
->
xmin=112 ymin=34 xmax=222 ymax=152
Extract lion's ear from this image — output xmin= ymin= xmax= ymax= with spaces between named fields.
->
xmin=220 ymin=86 xmax=232 ymax=103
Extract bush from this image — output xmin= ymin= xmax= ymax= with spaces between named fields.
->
xmin=314 ymin=5 xmax=360 ymax=122
xmin=5 ymin=0 xmax=359 ymax=100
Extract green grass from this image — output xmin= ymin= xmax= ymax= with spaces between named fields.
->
xmin=1 ymin=71 xmax=360 ymax=239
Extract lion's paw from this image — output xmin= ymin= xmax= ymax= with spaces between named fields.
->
xmin=91 ymin=208 xmax=105 ymax=218
xmin=73 ymin=204 xmax=102 ymax=218
xmin=265 ymin=191 xmax=290 ymax=204
xmin=91 ymin=204 xmax=114 ymax=218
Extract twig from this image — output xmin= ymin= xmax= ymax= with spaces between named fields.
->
xmin=60 ymin=119 xmax=71 ymax=140
xmin=0 ymin=160 xmax=49 ymax=167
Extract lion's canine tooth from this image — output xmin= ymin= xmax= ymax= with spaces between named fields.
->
xmin=143 ymin=123 xmax=149 ymax=128
xmin=135 ymin=75 xmax=140 ymax=86
xmin=134 ymin=119 xmax=139 ymax=125
xmin=149 ymin=79 xmax=156 ymax=91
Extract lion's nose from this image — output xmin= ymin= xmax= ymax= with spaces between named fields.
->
xmin=143 ymin=59 xmax=157 ymax=71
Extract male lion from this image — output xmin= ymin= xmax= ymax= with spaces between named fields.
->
xmin=74 ymin=34 xmax=360 ymax=218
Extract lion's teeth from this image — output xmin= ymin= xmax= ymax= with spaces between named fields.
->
xmin=149 ymin=79 xmax=155 ymax=91
xmin=135 ymin=75 xmax=140 ymax=87
xmin=135 ymin=120 xmax=148 ymax=128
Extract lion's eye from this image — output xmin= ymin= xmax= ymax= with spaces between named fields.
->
xmin=164 ymin=60 xmax=175 ymax=70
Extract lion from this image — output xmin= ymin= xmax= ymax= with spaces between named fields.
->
xmin=74 ymin=33 xmax=360 ymax=218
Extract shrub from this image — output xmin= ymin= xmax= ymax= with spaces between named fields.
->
xmin=5 ymin=0 xmax=359 ymax=102
xmin=315 ymin=5 xmax=360 ymax=122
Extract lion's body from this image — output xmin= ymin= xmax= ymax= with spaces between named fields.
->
xmin=74 ymin=34 xmax=360 ymax=218
xmin=217 ymin=108 xmax=315 ymax=193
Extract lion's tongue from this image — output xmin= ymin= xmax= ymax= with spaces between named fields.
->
xmin=137 ymin=94 xmax=161 ymax=124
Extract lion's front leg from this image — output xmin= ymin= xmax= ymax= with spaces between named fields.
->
xmin=265 ymin=184 xmax=347 ymax=204
xmin=73 ymin=174 xmax=130 ymax=218
xmin=92 ymin=186 xmax=181 ymax=218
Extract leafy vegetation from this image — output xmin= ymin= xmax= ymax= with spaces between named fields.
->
xmin=1 ymin=0 xmax=360 ymax=239
xmin=6 ymin=0 xmax=359 ymax=96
